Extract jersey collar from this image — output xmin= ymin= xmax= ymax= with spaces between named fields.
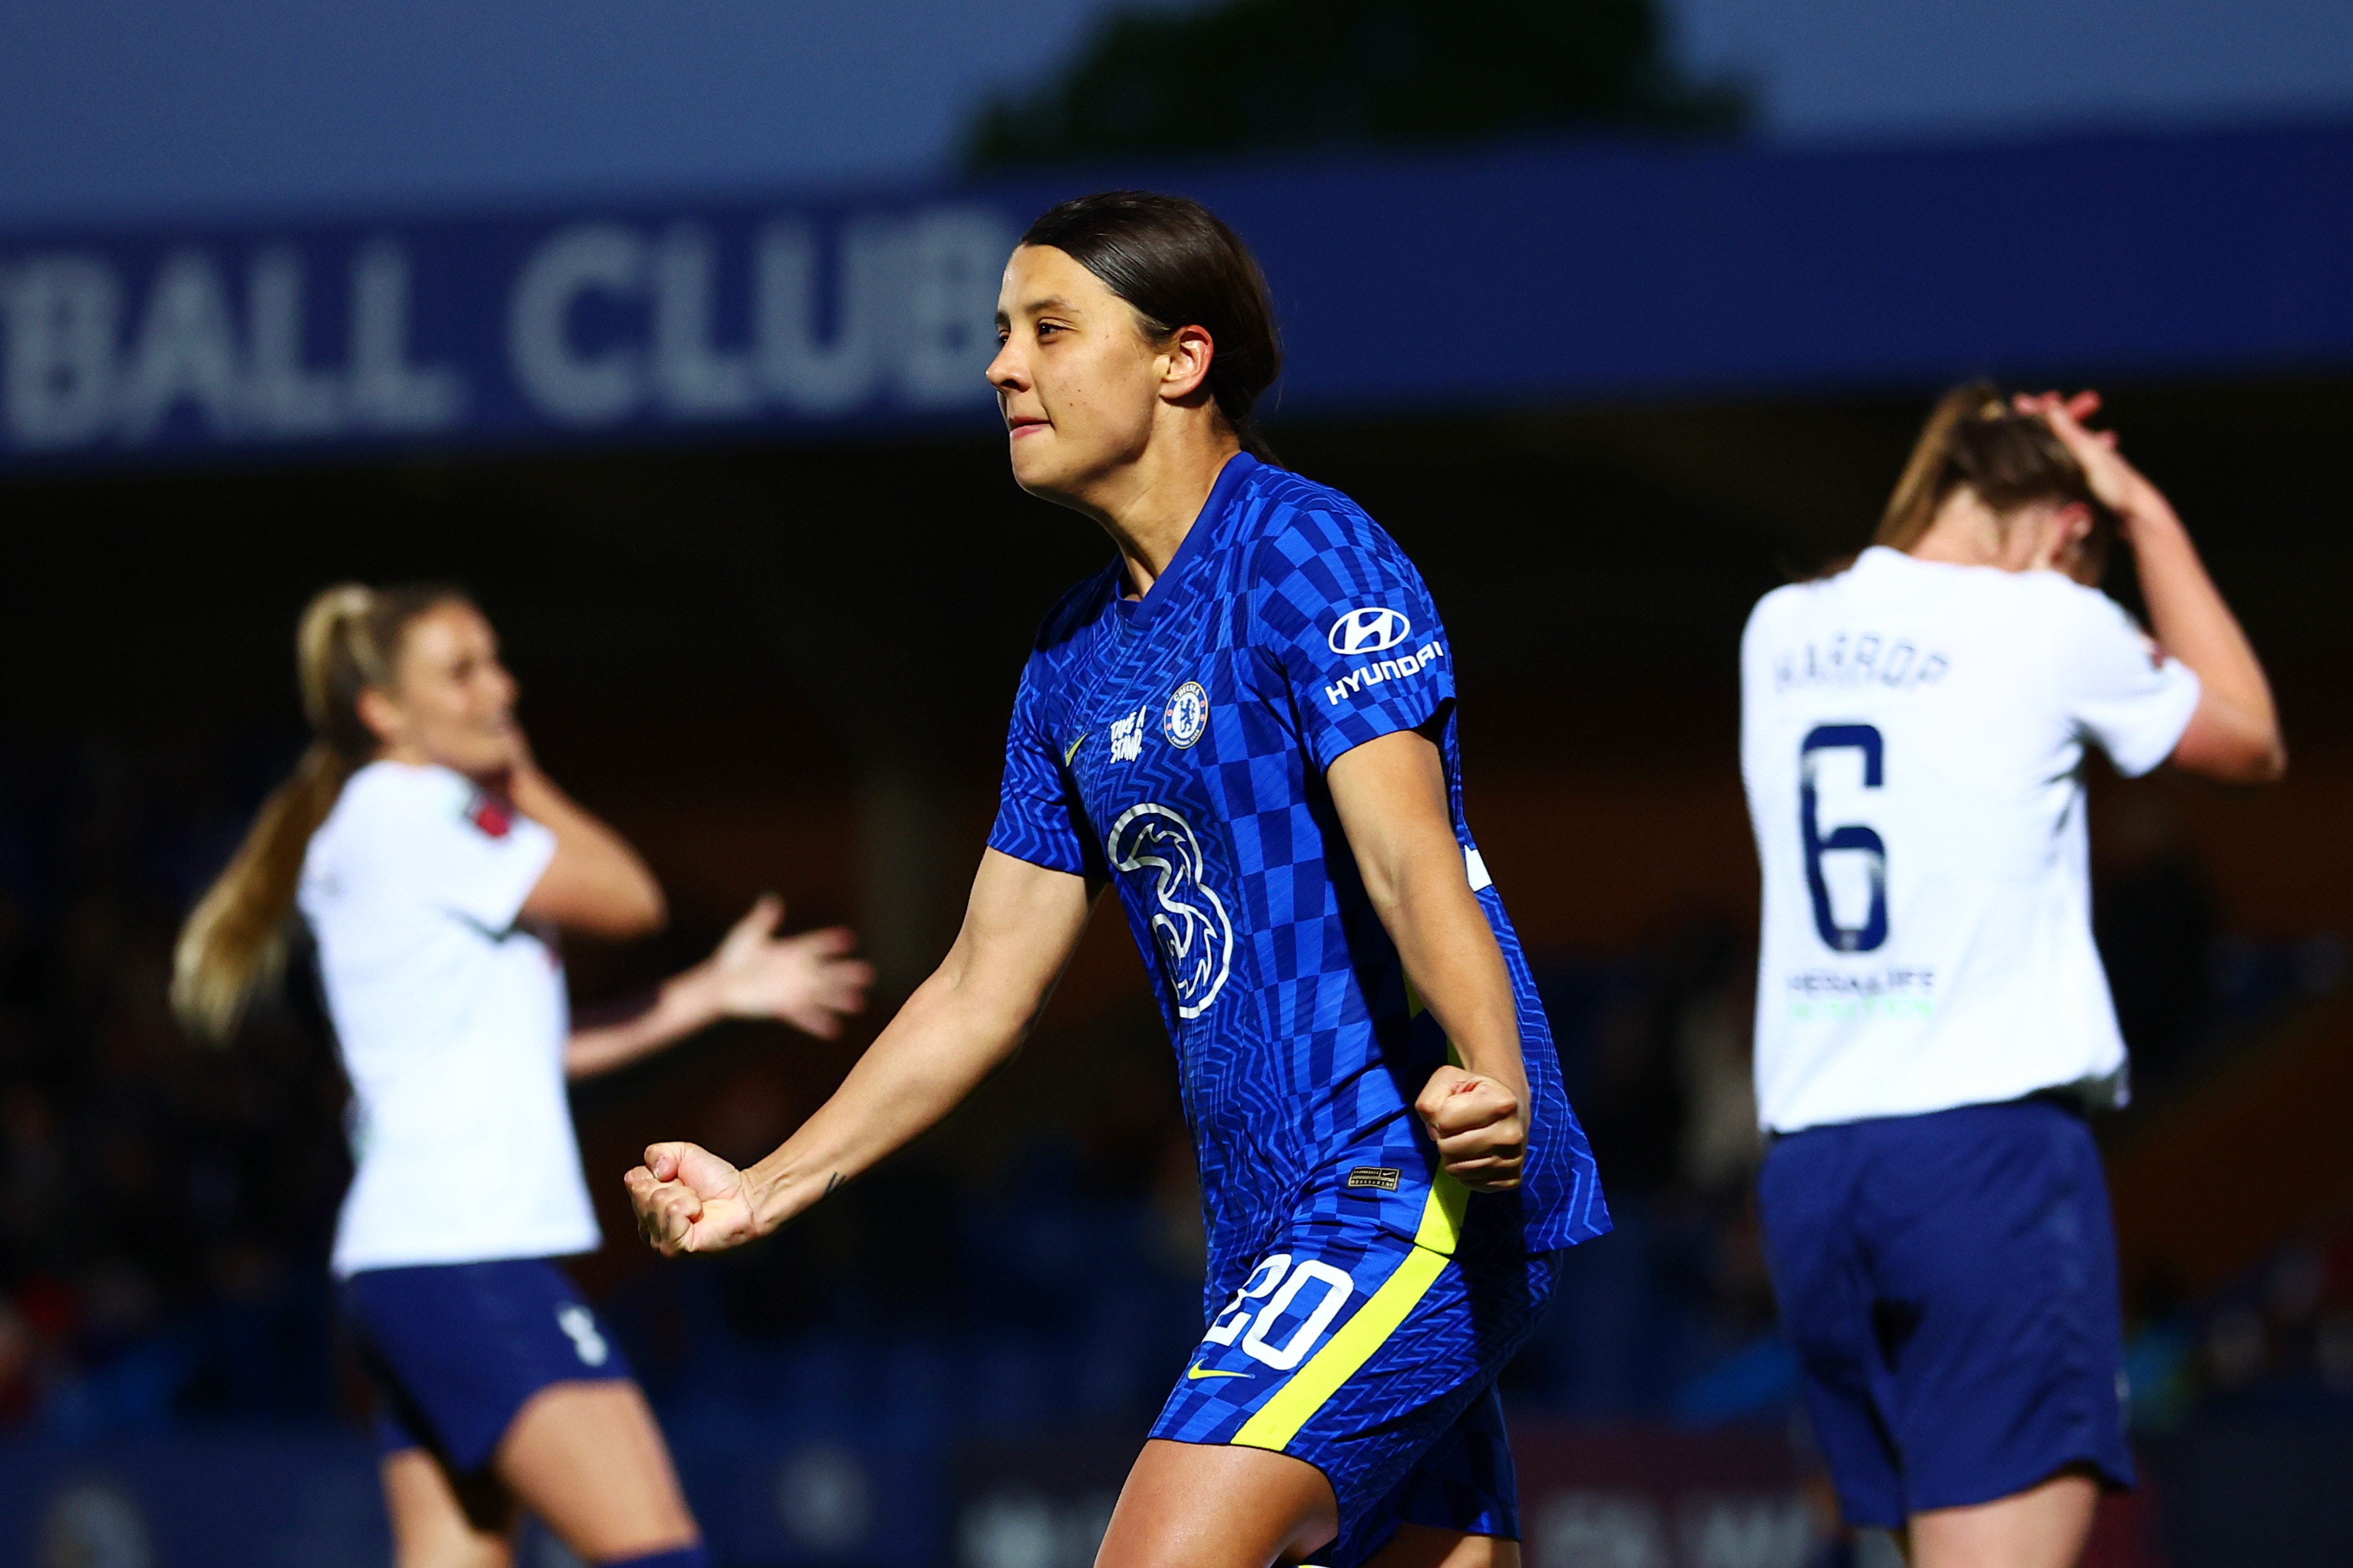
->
xmin=1119 ymin=452 xmax=1260 ymax=629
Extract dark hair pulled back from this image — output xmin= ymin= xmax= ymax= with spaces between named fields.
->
xmin=1874 ymin=381 xmax=2118 ymax=580
xmin=1021 ymin=190 xmax=1283 ymax=463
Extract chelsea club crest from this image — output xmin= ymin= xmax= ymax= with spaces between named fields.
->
xmin=1162 ymin=680 xmax=1209 ymax=749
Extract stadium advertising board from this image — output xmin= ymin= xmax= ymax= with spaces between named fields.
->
xmin=954 ymin=1424 xmax=1830 ymax=1568
xmin=2 ymin=122 xmax=2350 ymax=471
xmin=0 ymin=202 xmax=1022 ymax=463
xmin=0 ymin=1427 xmax=940 ymax=1566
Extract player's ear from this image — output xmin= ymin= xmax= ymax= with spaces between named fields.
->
xmin=2056 ymin=502 xmax=2104 ymax=584
xmin=2044 ymin=502 xmax=2095 ymax=576
xmin=355 ymin=685 xmax=404 ymax=747
xmin=1159 ymin=324 xmax=1216 ymax=403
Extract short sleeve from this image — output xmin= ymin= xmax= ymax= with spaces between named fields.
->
xmin=1254 ymin=513 xmax=1455 ymax=773
xmin=985 ymin=657 xmax=1095 ymax=876
xmin=2045 ymin=583 xmax=2203 ymax=778
xmin=414 ymin=781 xmax=559 ymax=930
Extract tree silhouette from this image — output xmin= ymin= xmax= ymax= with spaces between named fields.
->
xmin=966 ymin=0 xmax=1743 ymax=170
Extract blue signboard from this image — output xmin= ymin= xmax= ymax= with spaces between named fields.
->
xmin=3 ymin=121 xmax=2350 ymax=471
xmin=0 ymin=1425 xmax=944 ymax=1567
xmin=0 ymin=198 xmax=1023 ymax=466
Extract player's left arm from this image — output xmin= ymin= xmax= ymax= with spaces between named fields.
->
xmin=565 ymin=895 xmax=874 ymax=1079
xmin=1328 ymin=725 xmax=1527 ymax=1192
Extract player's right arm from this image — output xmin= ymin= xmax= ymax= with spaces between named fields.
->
xmin=624 ymin=848 xmax=1095 ymax=1256
xmin=510 ymin=761 xmax=668 ymax=937
xmin=2027 ymin=391 xmax=2285 ymax=784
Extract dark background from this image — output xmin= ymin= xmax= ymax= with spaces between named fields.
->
xmin=6 ymin=1 xmax=2353 ymax=1559
xmin=5 ymin=379 xmax=2350 ymax=1447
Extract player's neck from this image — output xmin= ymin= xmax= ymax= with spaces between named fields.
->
xmin=1090 ymin=421 xmax=1244 ymax=601
xmin=1909 ymin=488 xmax=2067 ymax=574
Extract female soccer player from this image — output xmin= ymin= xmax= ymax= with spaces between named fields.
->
xmin=626 ymin=190 xmax=1608 ymax=1568
xmin=174 ymin=584 xmax=871 ymax=1568
xmin=1740 ymin=386 xmax=2284 ymax=1568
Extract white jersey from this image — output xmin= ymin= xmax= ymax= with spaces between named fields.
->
xmin=299 ymin=760 xmax=599 ymax=1275
xmin=1741 ymin=547 xmax=2202 ymax=1134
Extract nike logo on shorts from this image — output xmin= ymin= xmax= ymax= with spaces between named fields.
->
xmin=1187 ymin=1362 xmax=1251 ymax=1380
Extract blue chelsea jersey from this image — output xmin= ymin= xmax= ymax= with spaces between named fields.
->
xmin=987 ymin=455 xmax=1609 ymax=1301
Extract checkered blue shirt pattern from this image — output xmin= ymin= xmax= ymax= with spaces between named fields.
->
xmin=988 ymin=456 xmax=1609 ymax=1304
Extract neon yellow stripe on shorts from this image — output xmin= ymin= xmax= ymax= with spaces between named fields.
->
xmin=1231 ymin=1174 xmax=1470 ymax=1453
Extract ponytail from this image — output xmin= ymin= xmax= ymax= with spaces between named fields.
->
xmin=173 ymin=582 xmax=462 ymax=1041
xmin=1874 ymin=382 xmax=2119 ymax=579
xmin=172 ymin=740 xmax=354 ymax=1041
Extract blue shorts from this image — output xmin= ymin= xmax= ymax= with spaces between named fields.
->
xmin=342 ymin=1258 xmax=632 ymax=1472
xmin=1758 ymin=1098 xmax=2134 ymax=1528
xmin=1151 ymin=1182 xmax=1559 ymax=1568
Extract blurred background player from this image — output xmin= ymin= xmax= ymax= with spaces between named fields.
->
xmin=172 ymin=584 xmax=872 ymax=1568
xmin=1740 ymin=386 xmax=2285 ymax=1567
xmin=625 ymin=190 xmax=1609 ymax=1568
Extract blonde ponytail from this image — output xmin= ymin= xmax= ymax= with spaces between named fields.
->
xmin=172 ymin=740 xmax=355 ymax=1040
xmin=1875 ymin=384 xmax=2005 ymax=555
xmin=173 ymin=582 xmax=459 ymax=1041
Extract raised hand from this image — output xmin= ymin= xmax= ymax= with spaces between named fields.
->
xmin=709 ymin=895 xmax=874 ymax=1039
xmin=2012 ymin=387 xmax=2102 ymax=426
xmin=1416 ymin=1064 xmax=1526 ymax=1191
xmin=2014 ymin=389 xmax=2163 ymax=522
xmin=624 ymin=1141 xmax=763 ymax=1256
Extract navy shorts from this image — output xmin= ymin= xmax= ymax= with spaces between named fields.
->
xmin=1758 ymin=1099 xmax=2134 ymax=1528
xmin=1151 ymin=1179 xmax=1558 ymax=1568
xmin=342 ymin=1258 xmax=633 ymax=1472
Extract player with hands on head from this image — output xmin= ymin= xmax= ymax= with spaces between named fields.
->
xmin=174 ymin=583 xmax=869 ymax=1568
xmin=2007 ymin=388 xmax=2282 ymax=782
xmin=1739 ymin=386 xmax=2281 ymax=1568
xmin=628 ymin=190 xmax=1607 ymax=1568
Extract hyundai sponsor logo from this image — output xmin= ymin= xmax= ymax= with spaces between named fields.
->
xmin=1326 ymin=640 xmax=1447 ymax=706
xmin=1327 ymin=607 xmax=1412 ymax=655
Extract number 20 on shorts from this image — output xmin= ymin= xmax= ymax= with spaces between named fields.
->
xmin=1204 ymin=1254 xmax=1357 ymax=1370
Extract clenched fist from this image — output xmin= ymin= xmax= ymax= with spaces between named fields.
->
xmin=624 ymin=1141 xmax=763 ymax=1256
xmin=1416 ymin=1065 xmax=1525 ymax=1191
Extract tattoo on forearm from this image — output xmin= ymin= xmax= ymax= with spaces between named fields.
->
xmin=822 ymin=1172 xmax=841 ymax=1200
